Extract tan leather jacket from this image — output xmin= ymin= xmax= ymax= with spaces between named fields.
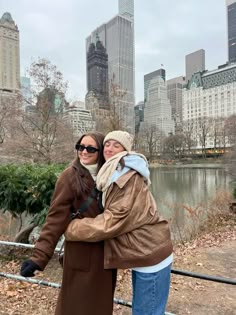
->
xmin=65 ymin=170 xmax=173 ymax=269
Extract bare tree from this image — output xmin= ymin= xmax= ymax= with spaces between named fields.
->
xmin=7 ymin=58 xmax=74 ymax=164
xmin=163 ymin=133 xmax=187 ymax=159
xmin=224 ymin=115 xmax=236 ymax=178
xmin=162 ymin=134 xmax=175 ymax=159
xmin=198 ymin=116 xmax=212 ymax=158
xmin=225 ymin=114 xmax=236 ymax=146
xmin=101 ymin=74 xmax=128 ymax=132
xmin=209 ymin=117 xmax=230 ymax=153
xmin=0 ymin=99 xmax=9 ymax=145
xmin=137 ymin=123 xmax=163 ymax=160
xmin=217 ymin=117 xmax=228 ymax=151
xmin=0 ymin=92 xmax=20 ymax=146
xmin=182 ymin=120 xmax=196 ymax=155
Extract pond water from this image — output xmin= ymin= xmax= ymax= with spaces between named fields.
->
xmin=149 ymin=166 xmax=233 ymax=241
xmin=0 ymin=165 xmax=233 ymax=242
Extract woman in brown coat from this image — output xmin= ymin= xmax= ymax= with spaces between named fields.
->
xmin=20 ymin=132 xmax=117 ymax=315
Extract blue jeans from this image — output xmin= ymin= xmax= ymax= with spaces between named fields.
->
xmin=132 ymin=263 xmax=171 ymax=315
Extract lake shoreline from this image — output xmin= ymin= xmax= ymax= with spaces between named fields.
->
xmin=149 ymin=162 xmax=227 ymax=169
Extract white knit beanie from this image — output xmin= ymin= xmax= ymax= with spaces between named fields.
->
xmin=103 ymin=130 xmax=134 ymax=151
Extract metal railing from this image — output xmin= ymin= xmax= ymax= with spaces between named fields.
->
xmin=1 ymin=241 xmax=235 ymax=285
xmin=171 ymin=268 xmax=236 ymax=285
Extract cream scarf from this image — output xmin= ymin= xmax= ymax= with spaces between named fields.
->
xmin=96 ymin=151 xmax=149 ymax=205
xmin=80 ymin=162 xmax=97 ymax=180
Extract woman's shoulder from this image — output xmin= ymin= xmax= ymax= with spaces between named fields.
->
xmin=123 ymin=154 xmax=150 ymax=182
xmin=59 ymin=165 xmax=74 ymax=177
xmin=125 ymin=153 xmax=148 ymax=166
xmin=57 ymin=163 xmax=79 ymax=183
xmin=59 ymin=159 xmax=82 ymax=176
xmin=114 ymin=169 xmax=141 ymax=187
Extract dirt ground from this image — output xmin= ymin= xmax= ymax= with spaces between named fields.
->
xmin=167 ymin=239 xmax=236 ymax=315
xmin=113 ymin=237 xmax=236 ymax=315
xmin=0 ymin=219 xmax=235 ymax=315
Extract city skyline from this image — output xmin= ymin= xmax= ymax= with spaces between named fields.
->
xmin=86 ymin=0 xmax=135 ymax=133
xmin=0 ymin=0 xmax=227 ymax=103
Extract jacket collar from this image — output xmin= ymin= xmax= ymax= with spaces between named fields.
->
xmin=114 ymin=170 xmax=136 ymax=188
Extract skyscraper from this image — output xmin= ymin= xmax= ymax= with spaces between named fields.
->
xmin=226 ymin=0 xmax=236 ymax=63
xmin=185 ymin=49 xmax=205 ymax=82
xmin=0 ymin=12 xmax=20 ymax=91
xmin=134 ymin=101 xmax=144 ymax=134
xmin=143 ymin=75 xmax=175 ymax=136
xmin=87 ymin=34 xmax=109 ymax=109
xmin=86 ymin=0 xmax=135 ymax=133
xmin=144 ymin=69 xmax=166 ymax=103
xmin=167 ymin=76 xmax=185 ymax=131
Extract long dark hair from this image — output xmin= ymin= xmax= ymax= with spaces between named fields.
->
xmin=74 ymin=131 xmax=105 ymax=195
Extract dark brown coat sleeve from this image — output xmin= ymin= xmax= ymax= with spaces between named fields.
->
xmin=31 ymin=167 xmax=75 ymax=270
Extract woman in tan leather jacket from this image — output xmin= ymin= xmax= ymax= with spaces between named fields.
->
xmin=20 ymin=132 xmax=117 ymax=315
xmin=65 ymin=130 xmax=173 ymax=315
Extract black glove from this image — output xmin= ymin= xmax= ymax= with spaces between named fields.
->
xmin=20 ymin=259 xmax=41 ymax=277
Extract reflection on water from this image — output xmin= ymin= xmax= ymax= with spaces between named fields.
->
xmin=150 ymin=166 xmax=232 ymax=240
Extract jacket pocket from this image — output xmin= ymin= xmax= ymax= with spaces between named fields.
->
xmin=64 ymin=241 xmax=91 ymax=271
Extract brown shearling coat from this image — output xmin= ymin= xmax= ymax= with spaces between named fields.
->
xmin=30 ymin=159 xmax=116 ymax=315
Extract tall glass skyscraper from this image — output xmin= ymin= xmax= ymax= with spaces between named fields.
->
xmin=226 ymin=0 xmax=236 ymax=63
xmin=86 ymin=0 xmax=135 ymax=133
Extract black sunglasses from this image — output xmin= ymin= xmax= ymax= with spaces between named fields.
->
xmin=75 ymin=144 xmax=99 ymax=153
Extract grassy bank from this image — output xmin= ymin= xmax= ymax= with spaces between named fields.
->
xmin=169 ymin=189 xmax=235 ymax=244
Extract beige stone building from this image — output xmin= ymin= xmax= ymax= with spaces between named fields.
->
xmin=183 ymin=63 xmax=236 ymax=150
xmin=63 ymin=101 xmax=96 ymax=138
xmin=0 ymin=12 xmax=20 ymax=91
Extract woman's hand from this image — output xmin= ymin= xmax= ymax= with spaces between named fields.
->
xmin=20 ymin=259 xmax=41 ymax=277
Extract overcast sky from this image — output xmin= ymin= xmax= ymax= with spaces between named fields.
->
xmin=0 ymin=0 xmax=227 ymax=103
